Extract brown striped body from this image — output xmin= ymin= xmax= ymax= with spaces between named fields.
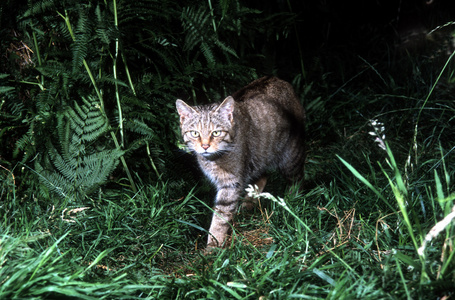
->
xmin=176 ymin=77 xmax=306 ymax=248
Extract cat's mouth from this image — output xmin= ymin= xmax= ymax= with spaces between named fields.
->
xmin=200 ymin=150 xmax=226 ymax=160
xmin=201 ymin=151 xmax=216 ymax=158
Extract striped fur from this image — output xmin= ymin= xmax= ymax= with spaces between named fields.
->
xmin=176 ymin=77 xmax=306 ymax=248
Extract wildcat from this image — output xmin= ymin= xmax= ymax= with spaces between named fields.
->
xmin=176 ymin=76 xmax=306 ymax=248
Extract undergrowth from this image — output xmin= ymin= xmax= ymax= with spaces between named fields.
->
xmin=1 ymin=0 xmax=455 ymax=299
xmin=2 ymin=78 xmax=455 ymax=298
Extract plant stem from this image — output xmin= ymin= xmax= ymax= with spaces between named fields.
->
xmin=112 ymin=0 xmax=124 ymax=148
xmin=31 ymin=31 xmax=44 ymax=87
xmin=122 ymin=53 xmax=136 ymax=96
xmin=207 ymin=0 xmax=217 ymax=33
xmin=58 ymin=9 xmax=137 ymax=193
xmin=146 ymin=141 xmax=161 ymax=179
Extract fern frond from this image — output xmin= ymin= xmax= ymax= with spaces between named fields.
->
xmin=181 ymin=6 xmax=211 ymax=52
xmin=48 ymin=143 xmax=77 ymax=182
xmin=36 ymin=62 xmax=71 ymax=80
xmin=200 ymin=41 xmax=216 ymax=66
xmin=38 ymin=168 xmax=72 ymax=199
xmin=64 ymin=97 xmax=108 ymax=143
xmin=0 ymin=86 xmax=15 ymax=94
xmin=124 ymin=119 xmax=154 ymax=138
xmin=75 ymin=150 xmax=121 ymax=187
xmin=118 ymin=1 xmax=176 ymax=25
xmin=98 ymin=75 xmax=130 ymax=88
xmin=67 ymin=104 xmax=85 ymax=135
xmin=94 ymin=4 xmax=116 ymax=45
xmin=14 ymin=126 xmax=35 ymax=160
xmin=213 ymin=39 xmax=238 ymax=58
xmin=72 ymin=5 xmax=93 ymax=74
xmin=37 ymin=96 xmax=122 ymax=201
xmin=23 ymin=0 xmax=57 ymax=17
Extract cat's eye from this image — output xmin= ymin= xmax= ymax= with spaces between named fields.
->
xmin=211 ymin=131 xmax=222 ymax=137
xmin=189 ymin=131 xmax=200 ymax=137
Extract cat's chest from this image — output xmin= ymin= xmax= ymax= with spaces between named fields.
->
xmin=197 ymin=156 xmax=242 ymax=186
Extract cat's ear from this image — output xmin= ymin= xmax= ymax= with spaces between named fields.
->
xmin=176 ymin=99 xmax=197 ymax=124
xmin=215 ymin=96 xmax=235 ymax=123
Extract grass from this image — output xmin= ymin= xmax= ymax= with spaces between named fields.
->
xmin=2 ymin=43 xmax=455 ymax=300
xmin=2 ymin=119 xmax=454 ymax=299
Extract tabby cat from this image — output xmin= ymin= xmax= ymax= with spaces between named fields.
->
xmin=176 ymin=77 xmax=306 ymax=248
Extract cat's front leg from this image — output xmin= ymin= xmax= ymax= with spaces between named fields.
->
xmin=207 ymin=185 xmax=241 ymax=248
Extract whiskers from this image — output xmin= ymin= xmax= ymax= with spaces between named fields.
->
xmin=214 ymin=149 xmax=232 ymax=157
xmin=222 ymin=142 xmax=236 ymax=152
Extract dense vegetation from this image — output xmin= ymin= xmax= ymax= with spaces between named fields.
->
xmin=1 ymin=0 xmax=454 ymax=298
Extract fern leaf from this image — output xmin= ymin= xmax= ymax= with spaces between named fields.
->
xmin=72 ymin=5 xmax=93 ymax=74
xmin=181 ymin=6 xmax=210 ymax=51
xmin=37 ymin=96 xmax=122 ymax=201
xmin=200 ymin=41 xmax=216 ymax=65
xmin=214 ymin=39 xmax=238 ymax=58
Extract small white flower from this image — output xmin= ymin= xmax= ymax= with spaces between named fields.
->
xmin=369 ymin=119 xmax=386 ymax=151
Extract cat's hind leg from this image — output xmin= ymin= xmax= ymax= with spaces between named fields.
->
xmin=279 ymin=139 xmax=306 ymax=185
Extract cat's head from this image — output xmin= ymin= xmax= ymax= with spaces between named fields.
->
xmin=176 ymin=97 xmax=235 ymax=159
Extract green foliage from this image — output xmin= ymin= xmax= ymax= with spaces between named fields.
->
xmin=2 ymin=0 xmax=455 ymax=299
xmin=35 ymin=97 xmax=123 ymax=201
xmin=181 ymin=5 xmax=238 ymax=66
xmin=2 ymin=0 xmax=300 ymax=196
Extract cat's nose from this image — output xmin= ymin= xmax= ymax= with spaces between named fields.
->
xmin=202 ymin=144 xmax=210 ymax=150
